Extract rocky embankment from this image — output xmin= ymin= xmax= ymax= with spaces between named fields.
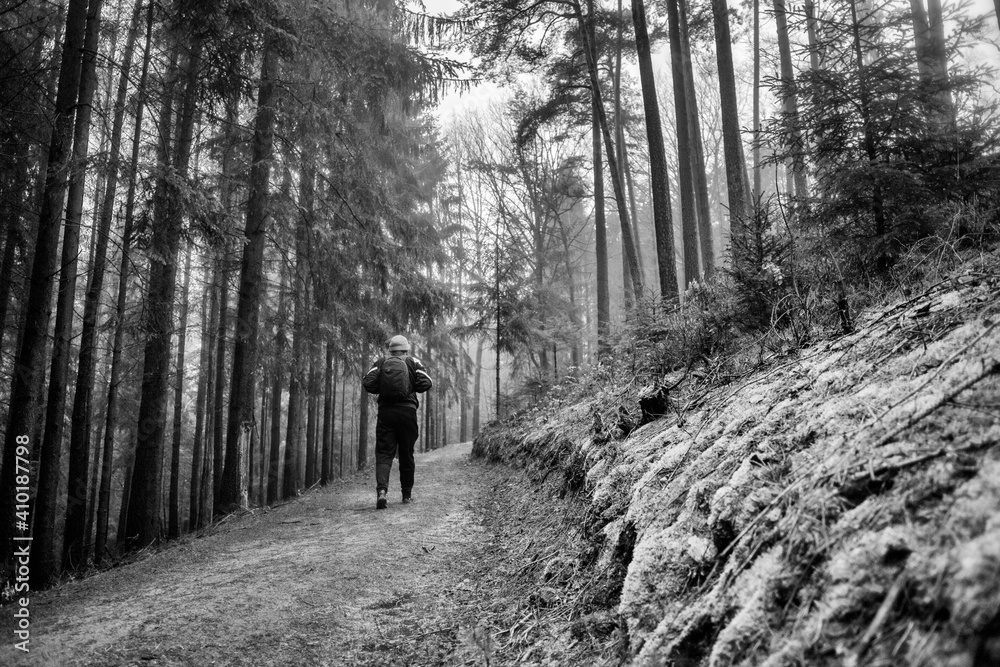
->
xmin=473 ymin=254 xmax=1000 ymax=666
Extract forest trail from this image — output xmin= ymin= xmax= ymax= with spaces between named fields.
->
xmin=2 ymin=442 xmax=494 ymax=667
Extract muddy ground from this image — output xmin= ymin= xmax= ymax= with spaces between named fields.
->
xmin=0 ymin=442 xmax=546 ymax=667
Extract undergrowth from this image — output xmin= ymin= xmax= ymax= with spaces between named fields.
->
xmin=472 ymin=220 xmax=1000 ymax=665
xmin=493 ymin=214 xmax=999 ymax=454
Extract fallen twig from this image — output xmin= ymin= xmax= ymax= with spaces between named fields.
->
xmin=874 ymin=357 xmax=1000 ymax=448
xmin=842 ymin=438 xmax=997 ymax=486
xmin=861 ymin=320 xmax=999 ymax=437
xmin=846 ymin=573 xmax=908 ymax=667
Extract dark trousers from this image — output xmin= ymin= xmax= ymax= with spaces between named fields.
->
xmin=374 ymin=405 xmax=418 ymax=495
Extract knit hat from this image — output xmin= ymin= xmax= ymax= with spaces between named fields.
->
xmin=388 ymin=335 xmax=410 ymax=352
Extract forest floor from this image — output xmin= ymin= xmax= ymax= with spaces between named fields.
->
xmin=0 ymin=442 xmax=568 ymax=667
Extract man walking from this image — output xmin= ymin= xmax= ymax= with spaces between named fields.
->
xmin=362 ymin=335 xmax=433 ymax=509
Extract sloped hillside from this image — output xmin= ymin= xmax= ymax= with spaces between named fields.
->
xmin=473 ymin=250 xmax=1000 ymax=666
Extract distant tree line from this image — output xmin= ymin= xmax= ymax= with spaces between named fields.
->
xmin=444 ymin=0 xmax=998 ymax=386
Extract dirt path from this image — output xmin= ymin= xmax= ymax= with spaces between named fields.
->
xmin=1 ymin=442 xmax=497 ymax=667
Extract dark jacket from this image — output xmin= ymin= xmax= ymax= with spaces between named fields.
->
xmin=362 ymin=355 xmax=433 ymax=409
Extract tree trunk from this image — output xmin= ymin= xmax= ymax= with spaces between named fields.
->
xmin=267 ymin=274 xmax=287 ymax=505
xmin=912 ymin=0 xmax=955 ymax=122
xmin=631 ymin=0 xmax=679 ymax=301
xmin=283 ymin=300 xmax=304 ymax=494
xmin=804 ymin=0 xmax=821 ymax=71
xmin=576 ymin=0 xmax=643 ymax=297
xmin=925 ymin=0 xmax=951 ymax=89
xmin=773 ymin=0 xmax=809 ymax=201
xmin=0 ymin=1 xmax=52 ymax=362
xmin=305 ymin=351 xmax=319 ymax=486
xmin=753 ymin=0 xmax=762 ymax=200
xmin=96 ymin=0 xmax=154 ymax=564
xmin=321 ymin=341 xmax=335 ymax=485
xmin=555 ymin=203 xmax=585 ymax=364
xmin=910 ymin=0 xmax=935 ymax=83
xmin=848 ymin=0 xmax=887 ymax=243
xmin=219 ymin=39 xmax=278 ymax=511
xmin=256 ymin=370 xmax=266 ymax=505
xmin=211 ymin=98 xmax=239 ymax=511
xmin=283 ymin=337 xmax=301 ymax=498
xmin=200 ymin=261 xmax=220 ymax=526
xmin=440 ymin=399 xmax=447 ymax=449
xmin=424 ymin=382 xmax=433 ymax=452
xmin=711 ymin=0 xmax=752 ymax=246
xmin=259 ymin=386 xmax=268 ymax=505
xmin=212 ymin=261 xmax=229 ymax=509
xmin=190 ymin=276 xmax=211 ymax=530
xmin=123 ymin=30 xmax=201 ymax=549
xmin=590 ymin=42 xmax=610 ymax=351
xmin=258 ymin=376 xmax=268 ymax=506
xmin=676 ymin=0 xmax=715 ymax=277
xmin=339 ymin=371 xmax=347 ymax=477
xmin=614 ymin=2 xmax=640 ymax=300
xmin=424 ymin=346 xmax=436 ymax=451
xmin=357 ymin=380 xmax=369 ymax=470
xmin=33 ymin=0 xmax=104 ymax=587
xmin=459 ymin=389 xmax=469 ymax=443
xmin=267 ymin=352 xmax=283 ymax=503
xmin=122 ymin=65 xmax=177 ymax=546
xmin=0 ymin=11 xmax=89 ymax=567
xmin=472 ymin=337 xmax=484 ymax=436
xmin=664 ymin=0 xmax=701 ymax=287
xmin=0 ymin=223 xmax=18 ymax=361
xmin=66 ymin=0 xmax=143 ymax=571
xmin=236 ymin=423 xmax=251 ymax=509
xmin=83 ymin=384 xmax=104 ymax=562
xmin=168 ymin=245 xmax=192 ymax=538
xmin=116 ymin=458 xmax=134 ymax=545
xmin=620 ymin=134 xmax=646 ymax=285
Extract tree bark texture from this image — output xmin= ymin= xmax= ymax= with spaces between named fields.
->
xmin=357 ymin=379 xmax=370 ymax=469
xmin=35 ymin=0 xmax=104 ymax=586
xmin=677 ymin=0 xmax=715 ymax=277
xmin=711 ymin=0 xmax=752 ymax=245
xmin=472 ymin=336 xmax=484 ymax=436
xmin=190 ymin=278 xmax=211 ymax=530
xmin=321 ymin=341 xmax=335 ymax=485
xmin=95 ymin=0 xmax=154 ymax=563
xmin=123 ymin=30 xmax=200 ymax=548
xmin=773 ymin=0 xmax=809 ymax=201
xmin=219 ymin=40 xmax=279 ymax=511
xmin=268 ymin=275 xmax=287 ymax=504
xmin=631 ymin=0 xmax=679 ymax=301
xmin=66 ymin=0 xmax=143 ymax=571
xmin=848 ymin=0 xmax=887 ymax=240
xmin=588 ymin=17 xmax=611 ymax=350
xmin=305 ymin=352 xmax=319 ymax=486
xmin=576 ymin=0 xmax=644 ymax=297
xmin=169 ymin=246 xmax=192 ymax=538
xmin=664 ymin=0 xmax=701 ymax=287
xmin=0 ymin=0 xmax=90 ymax=577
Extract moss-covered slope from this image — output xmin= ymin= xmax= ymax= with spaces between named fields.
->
xmin=473 ymin=258 xmax=1000 ymax=666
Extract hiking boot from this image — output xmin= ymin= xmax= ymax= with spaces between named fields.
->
xmin=376 ymin=490 xmax=387 ymax=510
